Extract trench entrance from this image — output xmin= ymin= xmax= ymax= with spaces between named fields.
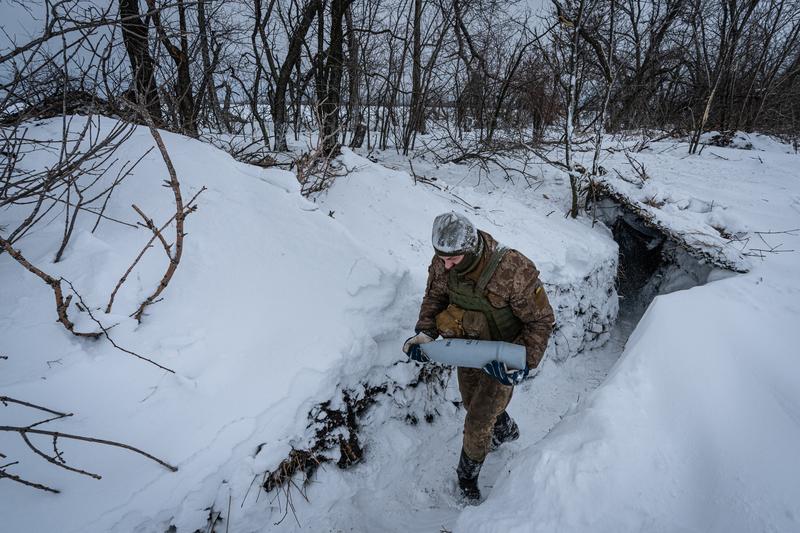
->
xmin=610 ymin=207 xmax=716 ymax=332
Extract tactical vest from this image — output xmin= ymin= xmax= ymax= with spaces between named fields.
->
xmin=447 ymin=245 xmax=523 ymax=342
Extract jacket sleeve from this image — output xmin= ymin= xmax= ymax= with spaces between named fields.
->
xmin=504 ymin=252 xmax=555 ymax=368
xmin=414 ymin=255 xmax=449 ymax=338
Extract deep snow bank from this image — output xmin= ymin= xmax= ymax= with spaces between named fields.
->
xmin=460 ymin=262 xmax=800 ymax=533
xmin=0 ymin=117 xmax=410 ymax=532
xmin=458 ymin=135 xmax=800 ymax=532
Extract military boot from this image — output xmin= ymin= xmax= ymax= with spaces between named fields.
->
xmin=456 ymin=448 xmax=483 ymax=501
xmin=489 ymin=411 xmax=519 ymax=451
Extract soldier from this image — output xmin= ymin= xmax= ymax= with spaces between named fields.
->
xmin=403 ymin=212 xmax=555 ymax=501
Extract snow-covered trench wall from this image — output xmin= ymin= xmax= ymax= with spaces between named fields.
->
xmin=545 ymin=255 xmax=618 ymax=362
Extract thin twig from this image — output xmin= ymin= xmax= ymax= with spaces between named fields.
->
xmin=62 ymin=278 xmax=175 ymax=374
xmin=0 ymin=396 xmax=70 ymax=417
xmin=0 ymin=426 xmax=178 ymax=472
xmin=105 ymin=187 xmax=205 ymax=314
xmin=20 ymin=431 xmax=102 ymax=479
xmin=241 ymin=474 xmax=258 ymax=508
xmin=0 ymin=237 xmax=101 ymax=338
xmin=132 ymin=204 xmax=171 ymax=254
xmin=133 ymin=119 xmax=195 ymax=322
xmin=226 ymin=491 xmax=232 ymax=533
xmin=0 ymin=469 xmax=60 ymax=493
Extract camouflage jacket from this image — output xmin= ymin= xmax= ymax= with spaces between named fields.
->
xmin=415 ymin=231 xmax=555 ymax=368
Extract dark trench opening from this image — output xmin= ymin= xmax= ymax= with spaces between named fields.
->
xmin=606 ymin=205 xmax=718 ymax=333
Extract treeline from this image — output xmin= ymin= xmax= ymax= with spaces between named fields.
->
xmin=2 ymin=0 xmax=799 ymax=155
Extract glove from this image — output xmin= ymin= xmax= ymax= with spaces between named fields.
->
xmin=403 ymin=332 xmax=434 ymax=363
xmin=407 ymin=344 xmax=430 ymax=363
xmin=483 ymin=360 xmax=529 ymax=386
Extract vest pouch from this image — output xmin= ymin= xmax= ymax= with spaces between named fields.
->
xmin=435 ymin=304 xmax=466 ymax=338
xmin=462 ymin=309 xmax=491 ymax=340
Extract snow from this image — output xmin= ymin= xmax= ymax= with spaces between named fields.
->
xmin=460 ymin=268 xmax=800 ymax=532
xmin=458 ymin=134 xmax=800 ymax=532
xmin=1 ymin=117 xmax=616 ymax=531
xmin=596 ymin=131 xmax=798 ymax=273
xmin=1 ymin=117 xmax=407 ymax=531
xmin=2 ymin=119 xmax=799 ymax=533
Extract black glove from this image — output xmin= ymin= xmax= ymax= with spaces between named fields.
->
xmin=407 ymin=343 xmax=430 ymax=363
xmin=483 ymin=361 xmax=529 ymax=386
xmin=402 ymin=332 xmax=434 ymax=363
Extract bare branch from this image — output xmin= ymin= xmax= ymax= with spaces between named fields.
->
xmin=0 ymin=426 xmax=178 ymax=473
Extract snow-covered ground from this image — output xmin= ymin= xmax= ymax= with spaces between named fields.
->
xmin=2 ymin=120 xmax=799 ymax=533
xmin=457 ymin=134 xmax=800 ymax=533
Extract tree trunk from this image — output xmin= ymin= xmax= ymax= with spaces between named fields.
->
xmin=118 ymin=0 xmax=163 ymax=124
xmin=402 ymin=0 xmax=424 ymax=154
xmin=319 ymin=0 xmax=353 ymax=156
xmin=345 ymin=6 xmax=366 ymax=148
xmin=270 ymin=0 xmax=321 ymax=151
xmin=146 ymin=0 xmax=197 ymax=135
xmin=196 ymin=0 xmax=223 ymax=130
xmin=175 ymin=0 xmax=197 ymax=135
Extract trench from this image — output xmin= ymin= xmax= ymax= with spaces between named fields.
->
xmin=608 ymin=205 xmax=716 ymax=328
xmin=234 ymin=203 xmax=730 ymax=533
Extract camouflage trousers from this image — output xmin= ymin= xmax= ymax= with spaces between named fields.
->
xmin=458 ymin=367 xmax=514 ymax=462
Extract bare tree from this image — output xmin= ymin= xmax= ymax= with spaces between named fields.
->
xmin=552 ymin=0 xmax=592 ymax=218
xmin=269 ymin=0 xmax=322 ymax=151
xmin=687 ymin=0 xmax=759 ymax=153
